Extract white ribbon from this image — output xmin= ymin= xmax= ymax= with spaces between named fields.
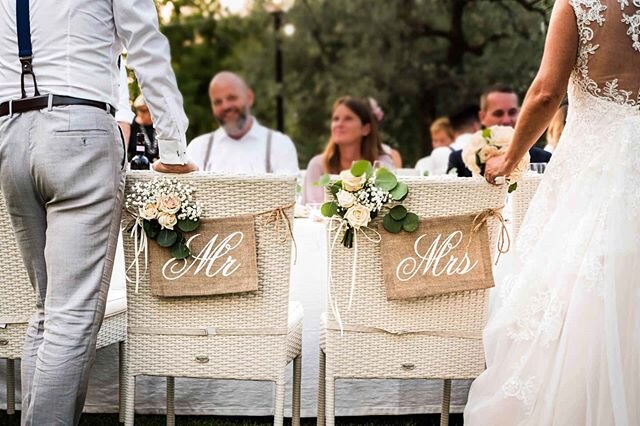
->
xmin=326 ymin=216 xmax=381 ymax=335
xmin=125 ymin=216 xmax=148 ymax=293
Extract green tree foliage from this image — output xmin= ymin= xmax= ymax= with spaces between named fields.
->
xmin=153 ymin=0 xmax=553 ymax=167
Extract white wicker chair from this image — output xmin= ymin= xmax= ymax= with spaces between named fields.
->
xmin=509 ymin=171 xmax=543 ymax=241
xmin=0 ymin=194 xmax=127 ymax=418
xmin=121 ymin=172 xmax=302 ymax=426
xmin=317 ymin=176 xmax=507 ymax=426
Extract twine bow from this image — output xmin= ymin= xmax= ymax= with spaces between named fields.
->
xmin=466 ymin=207 xmax=510 ymax=265
xmin=261 ymin=202 xmax=297 ymax=264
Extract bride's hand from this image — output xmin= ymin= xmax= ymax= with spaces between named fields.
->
xmin=484 ymin=154 xmax=514 ymax=185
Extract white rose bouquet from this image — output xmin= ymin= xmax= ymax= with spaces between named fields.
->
xmin=319 ymin=160 xmax=419 ymax=248
xmin=462 ymin=125 xmax=530 ymax=193
xmin=125 ymin=178 xmax=203 ymax=259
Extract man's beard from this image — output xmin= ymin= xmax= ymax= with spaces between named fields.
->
xmin=217 ymin=107 xmax=250 ymax=136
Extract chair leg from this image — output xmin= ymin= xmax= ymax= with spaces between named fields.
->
xmin=317 ymin=349 xmax=326 ymax=426
xmin=274 ymin=378 xmax=285 ymax=426
xmin=166 ymin=376 xmax=175 ymax=426
xmin=124 ymin=375 xmax=136 ymax=426
xmin=292 ymin=356 xmax=302 ymax=426
xmin=118 ymin=341 xmax=125 ymax=423
xmin=440 ymin=379 xmax=452 ymax=426
xmin=6 ymin=359 xmax=15 ymax=415
xmin=325 ymin=373 xmax=335 ymax=426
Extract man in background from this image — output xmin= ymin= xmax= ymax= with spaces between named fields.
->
xmin=187 ymin=71 xmax=299 ymax=174
xmin=448 ymin=83 xmax=551 ymax=177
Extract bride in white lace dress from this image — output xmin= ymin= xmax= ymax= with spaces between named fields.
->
xmin=464 ymin=1 xmax=640 ymax=424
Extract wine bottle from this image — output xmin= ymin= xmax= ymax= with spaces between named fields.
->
xmin=130 ymin=133 xmax=150 ymax=170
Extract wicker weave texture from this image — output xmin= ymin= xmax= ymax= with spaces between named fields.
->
xmin=322 ymin=177 xmax=506 ymax=380
xmin=326 ymin=177 xmax=506 ymax=333
xmin=0 ymin=324 xmax=28 ymax=359
xmin=122 ymin=172 xmax=296 ymax=332
xmin=510 ymin=172 xmax=543 ymax=241
xmin=126 ymin=321 xmax=302 ymax=380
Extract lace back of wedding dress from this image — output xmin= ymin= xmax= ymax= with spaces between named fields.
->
xmin=464 ymin=2 xmax=640 ymax=425
xmin=570 ymin=0 xmax=640 ymax=109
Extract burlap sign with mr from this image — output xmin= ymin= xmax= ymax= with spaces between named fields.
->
xmin=381 ymin=211 xmax=502 ymax=300
xmin=148 ymin=216 xmax=259 ymax=297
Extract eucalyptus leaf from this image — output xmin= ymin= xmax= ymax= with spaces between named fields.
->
xmin=321 ymin=201 xmax=339 ymax=217
xmin=350 ymin=160 xmax=371 ymax=177
xmin=482 ymin=128 xmax=492 ymax=139
xmin=508 ymin=182 xmax=518 ymax=193
xmin=403 ymin=213 xmax=420 ymax=232
xmin=143 ymin=220 xmax=160 ymax=239
xmin=316 ymin=174 xmax=331 ymax=187
xmin=383 ymin=214 xmax=402 ymax=233
xmin=177 ymin=219 xmax=200 ymax=233
xmin=389 ymin=181 xmax=408 ymax=201
xmin=390 ymin=205 xmax=407 ymax=221
xmin=375 ymin=168 xmax=398 ymax=191
xmin=330 ymin=181 xmax=342 ymax=195
xmin=157 ymin=229 xmax=178 ymax=247
xmin=170 ymin=240 xmax=191 ymax=260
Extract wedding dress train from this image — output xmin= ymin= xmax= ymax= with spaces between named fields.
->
xmin=464 ymin=1 xmax=640 ymax=424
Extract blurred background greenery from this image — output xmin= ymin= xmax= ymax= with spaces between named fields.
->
xmin=132 ymin=0 xmax=553 ymax=168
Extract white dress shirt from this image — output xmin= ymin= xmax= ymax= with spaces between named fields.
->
xmin=415 ymin=146 xmax=454 ymax=176
xmin=187 ymin=119 xmax=299 ymax=174
xmin=0 ymin=0 xmax=187 ymax=164
xmin=115 ymin=61 xmax=135 ymax=124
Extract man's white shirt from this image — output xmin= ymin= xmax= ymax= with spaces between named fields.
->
xmin=0 ymin=0 xmax=188 ymax=164
xmin=187 ymin=119 xmax=299 ymax=174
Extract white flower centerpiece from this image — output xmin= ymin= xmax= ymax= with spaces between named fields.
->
xmin=462 ymin=125 xmax=530 ymax=193
xmin=319 ymin=160 xmax=418 ymax=247
xmin=125 ymin=178 xmax=203 ymax=259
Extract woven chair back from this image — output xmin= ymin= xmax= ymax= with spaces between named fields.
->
xmin=122 ymin=172 xmax=296 ymax=332
xmin=326 ymin=176 xmax=506 ymax=335
xmin=509 ymin=172 xmax=543 ymax=241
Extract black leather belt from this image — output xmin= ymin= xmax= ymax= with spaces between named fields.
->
xmin=0 ymin=95 xmax=115 ymax=118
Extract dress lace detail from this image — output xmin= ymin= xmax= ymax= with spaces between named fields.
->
xmin=506 ymin=288 xmax=565 ymax=346
xmin=620 ymin=1 xmax=640 ymax=51
xmin=571 ymin=0 xmax=640 ymax=108
xmin=501 ymin=357 xmax=539 ymax=416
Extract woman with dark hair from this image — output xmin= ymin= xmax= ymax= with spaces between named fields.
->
xmin=302 ymin=96 xmax=393 ymax=204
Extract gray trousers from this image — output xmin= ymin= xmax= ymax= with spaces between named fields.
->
xmin=0 ymin=105 xmax=126 ymax=425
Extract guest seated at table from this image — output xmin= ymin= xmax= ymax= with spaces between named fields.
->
xmin=302 ymin=96 xmax=393 ymax=204
xmin=187 ymin=71 xmax=299 ymax=174
xmin=415 ymin=116 xmax=455 ymax=176
xmin=448 ymin=83 xmax=551 ymax=177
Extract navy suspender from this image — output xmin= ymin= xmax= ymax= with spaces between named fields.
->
xmin=16 ymin=0 xmax=40 ymax=98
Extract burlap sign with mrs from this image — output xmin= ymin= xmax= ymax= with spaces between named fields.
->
xmin=148 ymin=216 xmax=259 ymax=297
xmin=381 ymin=212 xmax=497 ymax=300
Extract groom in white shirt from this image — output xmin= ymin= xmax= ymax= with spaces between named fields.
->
xmin=187 ymin=72 xmax=299 ymax=174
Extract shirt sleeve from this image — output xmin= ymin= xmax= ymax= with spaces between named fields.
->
xmin=112 ymin=0 xmax=188 ymax=165
xmin=114 ymin=59 xmax=135 ymax=124
xmin=272 ymin=133 xmax=299 ymax=174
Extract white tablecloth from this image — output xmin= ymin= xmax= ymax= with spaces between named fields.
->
xmin=1 ymin=219 xmax=472 ymax=417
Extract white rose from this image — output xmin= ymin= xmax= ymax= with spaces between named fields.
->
xmin=139 ymin=202 xmax=158 ymax=220
xmin=487 ymin=125 xmax=515 ymax=148
xmin=478 ymin=144 xmax=501 ymax=163
xmin=158 ymin=193 xmax=181 ymax=214
xmin=336 ymin=190 xmax=356 ymax=208
xmin=157 ymin=212 xmax=178 ymax=230
xmin=344 ymin=204 xmax=371 ymax=228
xmin=339 ymin=170 xmax=367 ymax=192
xmin=461 ymin=132 xmax=485 ymax=176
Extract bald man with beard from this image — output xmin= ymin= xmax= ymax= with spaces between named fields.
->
xmin=186 ymin=71 xmax=299 ymax=174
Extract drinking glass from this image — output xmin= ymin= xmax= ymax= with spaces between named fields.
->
xmin=529 ymin=163 xmax=547 ymax=174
